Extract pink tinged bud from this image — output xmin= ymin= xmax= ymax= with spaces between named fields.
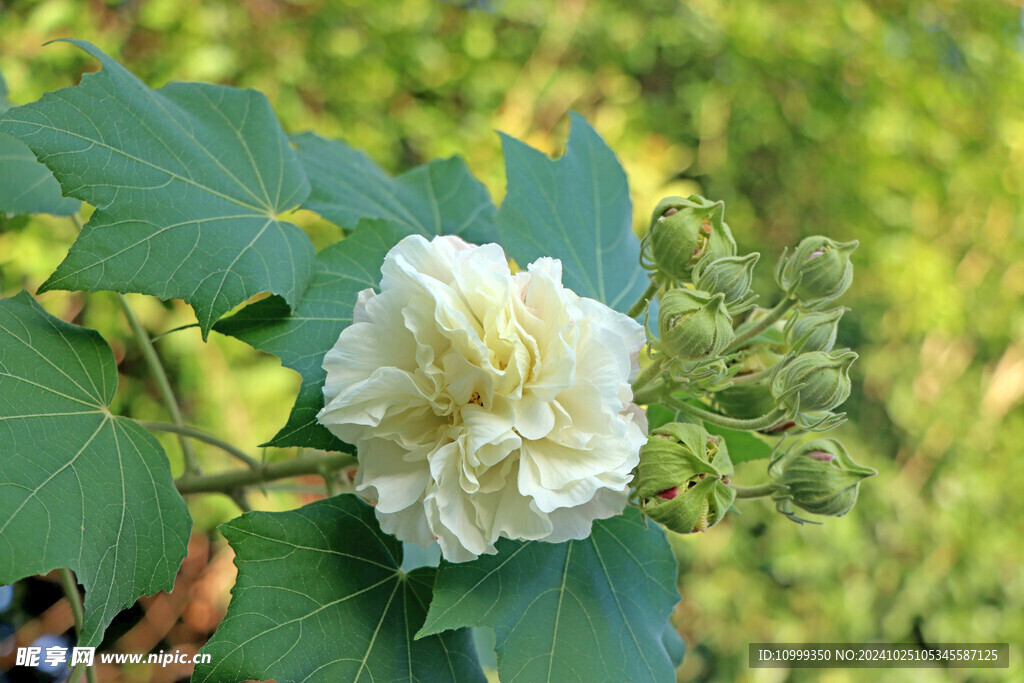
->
xmin=657 ymin=487 xmax=679 ymax=500
xmin=805 ymin=450 xmax=836 ymax=462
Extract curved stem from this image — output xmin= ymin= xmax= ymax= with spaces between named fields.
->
xmin=59 ymin=568 xmax=97 ymax=683
xmin=149 ymin=323 xmax=201 ymax=343
xmin=175 ymin=451 xmax=357 ymax=495
xmin=630 ymin=358 xmax=665 ymax=404
xmin=726 ymin=297 xmax=797 ymax=353
xmin=731 ymin=483 xmax=778 ymax=499
xmin=138 ymin=421 xmax=260 ymax=470
xmin=729 ymin=483 xmax=774 ymax=499
xmin=626 ymin=281 xmax=659 ymax=319
xmin=728 ymin=366 xmax=774 ymax=386
xmin=118 ymin=294 xmax=202 ymax=476
xmin=668 ymin=397 xmax=784 ymax=431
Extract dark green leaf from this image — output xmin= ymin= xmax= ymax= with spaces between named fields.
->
xmin=0 ymin=41 xmax=315 ymax=338
xmin=293 ymin=132 xmax=498 ymax=244
xmin=215 ymin=219 xmax=405 ymax=449
xmin=0 ymin=291 xmax=191 ymax=647
xmin=194 ymin=495 xmax=484 ymax=683
xmin=496 ymin=112 xmax=647 ymax=312
xmin=419 ymin=507 xmax=681 ymax=682
xmin=704 ymin=424 xmax=775 ymax=464
xmin=0 ymin=70 xmax=80 ymax=217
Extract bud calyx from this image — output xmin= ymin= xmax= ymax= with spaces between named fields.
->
xmin=633 ymin=422 xmax=735 ymax=533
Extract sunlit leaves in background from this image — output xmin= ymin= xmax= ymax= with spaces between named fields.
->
xmin=3 ymin=0 xmax=1024 ymax=679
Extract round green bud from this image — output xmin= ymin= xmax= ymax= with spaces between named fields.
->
xmin=784 ymin=307 xmax=847 ymax=353
xmin=769 ymin=350 xmax=857 ymax=417
xmin=633 ymin=423 xmax=735 ymax=533
xmin=776 ymin=236 xmax=857 ymax=306
xmin=692 ymin=252 xmax=760 ymax=314
xmin=659 ymin=288 xmax=735 ymax=361
xmin=646 ymin=195 xmax=738 ymax=282
xmin=772 ymin=439 xmax=876 ymax=518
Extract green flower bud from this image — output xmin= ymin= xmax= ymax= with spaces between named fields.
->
xmin=769 ymin=350 xmax=857 ymax=417
xmin=775 ymin=236 xmax=857 ymax=307
xmin=645 ymin=195 xmax=738 ymax=282
xmin=633 ymin=423 xmax=735 ymax=533
xmin=714 ymin=383 xmax=777 ymax=421
xmin=692 ymin=252 xmax=760 ymax=315
xmin=784 ymin=307 xmax=847 ymax=353
xmin=771 ymin=439 xmax=876 ymax=520
xmin=659 ymin=288 xmax=735 ymax=361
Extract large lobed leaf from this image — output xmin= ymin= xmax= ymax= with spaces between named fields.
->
xmin=292 ymin=132 xmax=498 ymax=244
xmin=0 ymin=292 xmax=191 ymax=647
xmin=194 ymin=495 xmax=484 ymax=683
xmin=214 ymin=219 xmax=406 ymax=450
xmin=216 ymin=135 xmax=499 ymax=449
xmin=0 ymin=41 xmax=315 ymax=337
xmin=0 ymin=70 xmax=80 ymax=217
xmin=496 ymin=112 xmax=648 ymax=313
xmin=419 ymin=507 xmax=682 ymax=682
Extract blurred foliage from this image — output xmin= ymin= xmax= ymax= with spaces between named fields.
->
xmin=1 ymin=0 xmax=1023 ymax=680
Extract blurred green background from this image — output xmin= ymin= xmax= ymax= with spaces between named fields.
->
xmin=1 ymin=0 xmax=1022 ymax=681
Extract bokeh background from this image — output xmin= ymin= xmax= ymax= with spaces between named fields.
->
xmin=1 ymin=0 xmax=1022 ymax=681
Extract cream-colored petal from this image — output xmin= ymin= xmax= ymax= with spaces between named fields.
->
xmin=544 ymin=487 xmax=629 ymax=543
xmin=354 ymin=438 xmax=432 ymax=513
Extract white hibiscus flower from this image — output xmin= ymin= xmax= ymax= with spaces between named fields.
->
xmin=318 ymin=234 xmax=647 ymax=562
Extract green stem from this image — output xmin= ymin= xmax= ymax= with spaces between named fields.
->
xmin=117 ymin=293 xmax=201 ymax=476
xmin=175 ymin=451 xmax=357 ymax=495
xmin=668 ymin=397 xmax=783 ymax=431
xmin=138 ymin=421 xmax=259 ymax=469
xmin=729 ymin=483 xmax=774 ymax=499
xmin=731 ymin=483 xmax=778 ymax=499
xmin=626 ymin=281 xmax=659 ymax=319
xmin=630 ymin=358 xmax=665 ymax=403
xmin=728 ymin=366 xmax=774 ymax=386
xmin=149 ymin=322 xmax=201 ymax=343
xmin=725 ymin=297 xmax=798 ymax=353
xmin=59 ymin=568 xmax=97 ymax=683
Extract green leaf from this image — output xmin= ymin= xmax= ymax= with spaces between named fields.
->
xmin=0 ymin=291 xmax=191 ymax=647
xmin=419 ymin=507 xmax=681 ymax=682
xmin=215 ymin=219 xmax=406 ymax=449
xmin=496 ymin=112 xmax=647 ymax=312
xmin=194 ymin=495 xmax=484 ymax=683
xmin=293 ymin=132 xmax=499 ymax=244
xmin=0 ymin=71 xmax=80 ymax=217
xmin=0 ymin=41 xmax=315 ymax=338
xmin=218 ymin=134 xmax=500 ymax=448
xmin=704 ymin=424 xmax=775 ymax=464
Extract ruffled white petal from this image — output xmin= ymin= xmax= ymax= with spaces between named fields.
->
xmin=317 ymin=234 xmax=647 ymax=562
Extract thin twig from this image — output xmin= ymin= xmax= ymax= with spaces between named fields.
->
xmin=117 ymin=294 xmax=202 ymax=476
xmin=138 ymin=421 xmax=260 ymax=470
xmin=58 ymin=568 xmax=97 ymax=683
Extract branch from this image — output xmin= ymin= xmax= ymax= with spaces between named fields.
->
xmin=175 ymin=451 xmax=357 ymax=495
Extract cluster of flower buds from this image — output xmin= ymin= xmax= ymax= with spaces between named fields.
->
xmin=769 ymin=439 xmax=876 ymax=523
xmin=632 ymin=422 xmax=735 ymax=534
xmin=630 ymin=194 xmax=873 ymax=533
